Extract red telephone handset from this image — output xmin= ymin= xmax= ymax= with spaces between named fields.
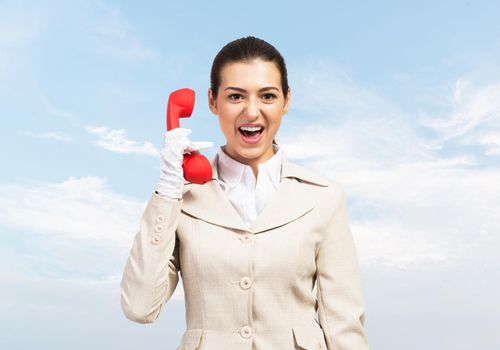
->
xmin=166 ymin=88 xmax=212 ymax=184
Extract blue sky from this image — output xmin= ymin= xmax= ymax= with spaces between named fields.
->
xmin=1 ymin=0 xmax=500 ymax=349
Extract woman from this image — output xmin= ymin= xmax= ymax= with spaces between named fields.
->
xmin=120 ymin=36 xmax=369 ymax=350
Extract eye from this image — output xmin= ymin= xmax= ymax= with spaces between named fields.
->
xmin=262 ymin=93 xmax=277 ymax=101
xmin=228 ymin=93 xmax=243 ymax=100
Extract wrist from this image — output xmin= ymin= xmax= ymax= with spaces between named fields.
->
xmin=155 ymin=182 xmax=182 ymax=200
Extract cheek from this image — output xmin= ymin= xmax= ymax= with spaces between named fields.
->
xmin=218 ymin=115 xmax=237 ymax=136
xmin=264 ymin=104 xmax=283 ymax=116
xmin=266 ymin=109 xmax=284 ymax=126
xmin=218 ymin=107 xmax=239 ymax=125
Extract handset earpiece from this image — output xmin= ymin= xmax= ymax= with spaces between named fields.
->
xmin=166 ymin=88 xmax=213 ymax=185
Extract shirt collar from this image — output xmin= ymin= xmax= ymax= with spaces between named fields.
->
xmin=217 ymin=143 xmax=283 ymax=189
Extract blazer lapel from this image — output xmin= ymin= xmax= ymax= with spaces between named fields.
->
xmin=181 ymin=162 xmax=248 ymax=232
xmin=181 ymin=150 xmax=329 ymax=234
xmin=249 ymin=157 xmax=329 ymax=234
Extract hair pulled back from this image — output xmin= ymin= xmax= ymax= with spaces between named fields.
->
xmin=210 ymin=36 xmax=289 ymax=100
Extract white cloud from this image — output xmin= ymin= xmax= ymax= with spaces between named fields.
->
xmin=35 ymin=95 xmax=159 ymax=156
xmin=476 ymin=132 xmax=500 ymax=155
xmin=347 ymin=163 xmax=500 ymax=268
xmin=418 ymin=78 xmax=500 ymax=154
xmin=0 ymin=176 xmax=185 ymax=301
xmin=85 ymin=125 xmax=159 ymax=156
xmin=282 ymin=61 xmax=500 ymax=269
xmin=24 ymin=130 xmax=73 ymax=142
xmin=0 ymin=176 xmax=141 ymax=248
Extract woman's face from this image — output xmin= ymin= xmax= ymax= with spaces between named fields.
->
xmin=208 ymin=59 xmax=290 ymax=166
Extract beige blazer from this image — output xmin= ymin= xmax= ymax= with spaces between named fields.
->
xmin=120 ymin=151 xmax=369 ymax=350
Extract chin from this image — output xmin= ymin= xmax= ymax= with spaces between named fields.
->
xmin=236 ymin=148 xmax=260 ymax=159
xmin=227 ymin=138 xmax=272 ymax=160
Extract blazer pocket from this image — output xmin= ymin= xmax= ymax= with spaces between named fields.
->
xmin=292 ymin=326 xmax=328 ymax=350
xmin=176 ymin=329 xmax=203 ymax=350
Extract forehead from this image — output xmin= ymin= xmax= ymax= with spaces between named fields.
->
xmin=219 ymin=60 xmax=281 ymax=88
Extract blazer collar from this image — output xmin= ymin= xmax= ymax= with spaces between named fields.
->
xmin=181 ymin=149 xmax=329 ymax=234
xmin=216 ymin=143 xmax=283 ymax=190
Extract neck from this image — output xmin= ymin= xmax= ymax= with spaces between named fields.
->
xmin=223 ymin=145 xmax=276 ymax=179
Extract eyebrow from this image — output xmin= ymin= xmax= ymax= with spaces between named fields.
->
xmin=224 ymin=86 xmax=279 ymax=92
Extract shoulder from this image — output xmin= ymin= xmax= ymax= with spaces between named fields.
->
xmin=285 ymin=159 xmax=342 ymax=187
xmin=286 ymin=163 xmax=350 ymax=227
xmin=284 ymin=159 xmax=346 ymax=200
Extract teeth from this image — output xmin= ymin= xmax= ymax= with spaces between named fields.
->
xmin=239 ymin=126 xmax=263 ymax=132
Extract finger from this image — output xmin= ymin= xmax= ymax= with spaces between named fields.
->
xmin=189 ymin=141 xmax=214 ymax=150
xmin=175 ymin=127 xmax=192 ymax=136
xmin=184 ymin=142 xmax=213 ymax=153
xmin=164 ymin=128 xmax=192 ymax=142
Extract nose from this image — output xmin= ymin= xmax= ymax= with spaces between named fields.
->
xmin=244 ymin=96 xmax=259 ymax=119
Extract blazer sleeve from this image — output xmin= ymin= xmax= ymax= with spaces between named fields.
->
xmin=315 ymin=184 xmax=369 ymax=350
xmin=120 ymin=190 xmax=183 ymax=324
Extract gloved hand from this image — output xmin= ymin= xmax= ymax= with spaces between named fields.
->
xmin=155 ymin=127 xmax=214 ymax=200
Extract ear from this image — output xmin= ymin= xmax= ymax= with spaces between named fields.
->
xmin=208 ymin=88 xmax=218 ymax=115
xmin=282 ymin=88 xmax=291 ymax=114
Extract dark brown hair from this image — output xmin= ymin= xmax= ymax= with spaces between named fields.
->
xmin=210 ymin=36 xmax=289 ymax=99
xmin=210 ymin=36 xmax=289 ymax=146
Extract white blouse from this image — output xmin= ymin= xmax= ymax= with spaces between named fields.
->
xmin=216 ymin=143 xmax=283 ymax=227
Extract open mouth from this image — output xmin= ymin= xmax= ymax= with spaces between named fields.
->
xmin=238 ymin=126 xmax=264 ymax=138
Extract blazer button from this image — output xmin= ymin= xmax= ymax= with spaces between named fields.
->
xmin=240 ymin=325 xmax=252 ymax=338
xmin=240 ymin=233 xmax=253 ymax=243
xmin=155 ymin=215 xmax=165 ymax=223
xmin=154 ymin=224 xmax=164 ymax=233
xmin=239 ymin=276 xmax=252 ymax=289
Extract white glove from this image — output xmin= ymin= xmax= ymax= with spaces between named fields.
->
xmin=155 ymin=127 xmax=214 ymax=200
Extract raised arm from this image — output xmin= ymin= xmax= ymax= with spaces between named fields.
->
xmin=120 ymin=191 xmax=182 ymax=323
xmin=120 ymin=127 xmax=213 ymax=323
